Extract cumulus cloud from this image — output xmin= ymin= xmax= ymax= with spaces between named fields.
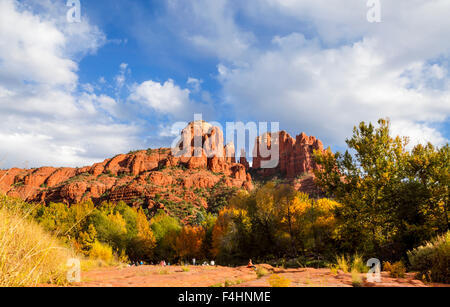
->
xmin=128 ymin=78 xmax=214 ymax=122
xmin=187 ymin=77 xmax=202 ymax=93
xmin=0 ymin=0 xmax=77 ymax=88
xmin=208 ymin=0 xmax=450 ymax=148
xmin=1 ymin=0 xmax=449 ymax=169
xmin=167 ymin=0 xmax=255 ymax=61
xmin=129 ymin=79 xmax=191 ymax=115
xmin=390 ymin=121 xmax=447 ymax=149
xmin=0 ymin=0 xmax=139 ymax=168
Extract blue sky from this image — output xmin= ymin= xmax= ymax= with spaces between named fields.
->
xmin=0 ymin=0 xmax=449 ymax=168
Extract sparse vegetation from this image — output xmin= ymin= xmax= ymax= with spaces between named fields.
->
xmin=181 ymin=266 xmax=190 ymax=272
xmin=351 ymin=269 xmax=363 ymax=287
xmin=383 ymin=261 xmax=406 ymax=278
xmin=329 ymin=265 xmax=338 ymax=275
xmin=158 ymin=268 xmax=170 ymax=275
xmin=351 ymin=254 xmax=368 ymax=273
xmin=408 ymin=231 xmax=450 ymax=283
xmin=89 ymin=241 xmax=114 ymax=263
xmin=256 ymin=266 xmax=269 ymax=279
xmin=268 ymin=274 xmax=291 ymax=287
xmin=335 ymin=255 xmax=349 ymax=273
xmin=0 ymin=196 xmax=75 ymax=286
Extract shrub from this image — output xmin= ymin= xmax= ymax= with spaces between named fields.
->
xmin=335 ymin=254 xmax=368 ymax=274
xmin=336 ymin=255 xmax=349 ymax=273
xmin=408 ymin=231 xmax=450 ymax=283
xmin=0 ymin=201 xmax=75 ymax=286
xmin=268 ymin=274 xmax=291 ymax=287
xmin=223 ymin=279 xmax=243 ymax=287
xmin=89 ymin=241 xmax=114 ymax=263
xmin=256 ymin=266 xmax=269 ymax=279
xmin=383 ymin=261 xmax=406 ymax=278
xmin=158 ymin=268 xmax=170 ymax=275
xmin=351 ymin=269 xmax=363 ymax=287
xmin=181 ymin=266 xmax=190 ymax=272
xmin=351 ymin=254 xmax=368 ymax=273
xmin=329 ymin=265 xmax=338 ymax=275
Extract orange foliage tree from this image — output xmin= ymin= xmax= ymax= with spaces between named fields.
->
xmin=175 ymin=225 xmax=205 ymax=260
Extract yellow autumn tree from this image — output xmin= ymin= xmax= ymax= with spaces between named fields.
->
xmin=136 ymin=208 xmax=156 ymax=245
xmin=79 ymin=224 xmax=97 ymax=255
xmin=211 ymin=207 xmax=251 ymax=260
xmin=107 ymin=211 xmax=127 ymax=234
xmin=175 ymin=225 xmax=205 ymax=260
xmin=294 ymin=197 xmax=340 ymax=255
xmin=129 ymin=208 xmax=156 ymax=261
xmin=274 ymin=185 xmax=310 ymax=256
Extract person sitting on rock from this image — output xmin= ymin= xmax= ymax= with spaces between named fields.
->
xmin=247 ymin=259 xmax=256 ymax=269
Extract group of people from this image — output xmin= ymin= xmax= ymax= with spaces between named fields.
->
xmin=159 ymin=260 xmax=171 ymax=266
xmin=130 ymin=261 xmax=145 ymax=266
xmin=157 ymin=259 xmax=216 ymax=267
xmin=129 ymin=259 xmax=256 ymax=268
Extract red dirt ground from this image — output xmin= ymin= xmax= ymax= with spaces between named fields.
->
xmin=73 ymin=265 xmax=449 ymax=287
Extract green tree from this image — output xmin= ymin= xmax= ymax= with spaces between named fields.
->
xmin=150 ymin=210 xmax=181 ymax=262
xmin=127 ymin=208 xmax=156 ymax=262
xmin=79 ymin=224 xmax=97 ymax=255
xmin=314 ymin=119 xmax=449 ymax=260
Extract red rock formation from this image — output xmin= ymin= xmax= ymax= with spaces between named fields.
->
xmin=252 ymin=131 xmax=326 ymax=178
xmin=0 ymin=122 xmax=329 ymax=215
xmin=0 ymin=121 xmax=253 ymax=215
xmin=172 ymin=121 xmax=249 ymax=183
xmin=239 ymin=149 xmax=250 ymax=171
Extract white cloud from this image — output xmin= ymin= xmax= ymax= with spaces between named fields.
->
xmin=0 ymin=0 xmax=139 ymax=168
xmin=1 ymin=0 xmax=449 ymax=169
xmin=0 ymin=0 xmax=76 ymax=88
xmin=207 ymin=0 xmax=450 ymax=148
xmin=81 ymin=83 xmax=95 ymax=93
xmin=219 ymin=34 xmax=449 ymax=147
xmin=187 ymin=77 xmax=202 ymax=93
xmin=390 ymin=121 xmax=447 ymax=149
xmin=129 ymin=79 xmax=191 ymax=115
xmin=167 ymin=0 xmax=254 ymax=61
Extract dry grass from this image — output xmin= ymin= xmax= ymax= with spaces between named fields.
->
xmin=0 ymin=196 xmax=75 ymax=286
xmin=80 ymin=258 xmax=125 ymax=272
xmin=256 ymin=266 xmax=269 ymax=279
xmin=181 ymin=266 xmax=190 ymax=272
xmin=157 ymin=268 xmax=170 ymax=275
xmin=268 ymin=274 xmax=291 ymax=287
xmin=351 ymin=269 xmax=363 ymax=287
xmin=336 ymin=255 xmax=349 ymax=273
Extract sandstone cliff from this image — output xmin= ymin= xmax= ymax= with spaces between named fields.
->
xmin=0 ymin=121 xmax=252 ymax=222
xmin=252 ymin=131 xmax=326 ymax=178
xmin=0 ymin=123 xmax=329 ymax=220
